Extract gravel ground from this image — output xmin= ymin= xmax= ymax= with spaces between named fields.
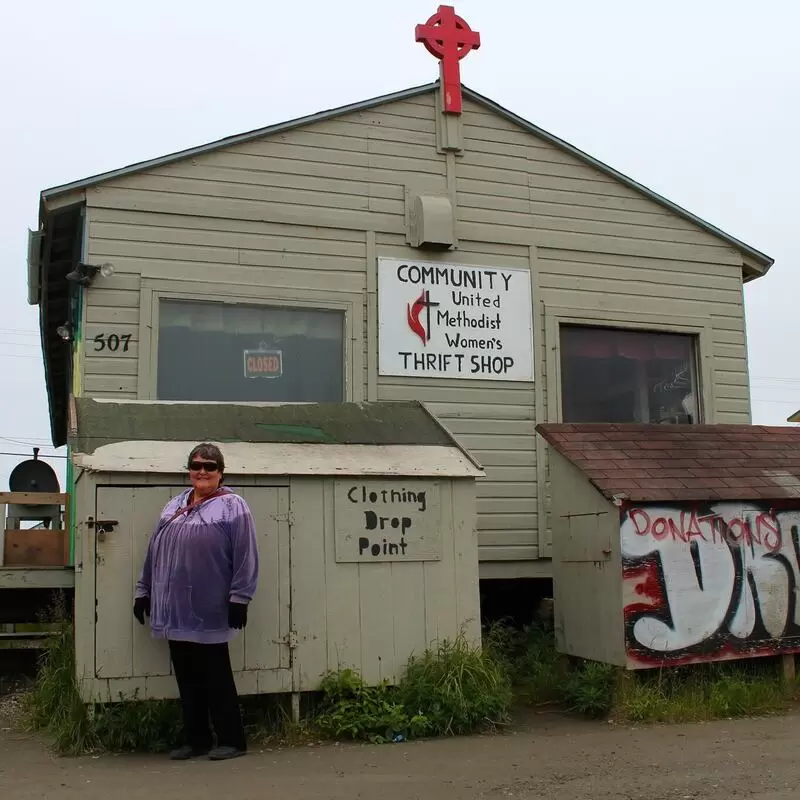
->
xmin=1 ymin=699 xmax=798 ymax=800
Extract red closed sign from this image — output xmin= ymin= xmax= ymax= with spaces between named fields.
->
xmin=243 ymin=349 xmax=283 ymax=379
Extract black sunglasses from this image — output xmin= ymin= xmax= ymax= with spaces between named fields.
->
xmin=188 ymin=460 xmax=220 ymax=472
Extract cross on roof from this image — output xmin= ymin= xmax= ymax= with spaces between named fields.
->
xmin=415 ymin=5 xmax=481 ymax=114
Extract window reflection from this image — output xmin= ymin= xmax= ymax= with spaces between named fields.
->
xmin=559 ymin=325 xmax=698 ymax=424
xmin=157 ymin=300 xmax=344 ymax=402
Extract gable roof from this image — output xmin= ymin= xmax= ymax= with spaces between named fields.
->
xmin=40 ymin=82 xmax=773 ymax=274
xmin=536 ymin=423 xmax=800 ymax=503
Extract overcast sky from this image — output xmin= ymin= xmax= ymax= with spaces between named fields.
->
xmin=1 ymin=0 xmax=797 ymax=490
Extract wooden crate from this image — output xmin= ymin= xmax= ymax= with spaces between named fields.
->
xmin=1 ymin=492 xmax=69 ymax=567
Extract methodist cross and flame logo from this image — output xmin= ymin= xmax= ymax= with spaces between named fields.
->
xmin=406 ymin=288 xmax=440 ymax=345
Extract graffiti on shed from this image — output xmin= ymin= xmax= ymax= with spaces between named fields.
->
xmin=621 ymin=502 xmax=800 ymax=667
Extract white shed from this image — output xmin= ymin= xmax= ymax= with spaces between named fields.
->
xmin=69 ymin=398 xmax=483 ymax=703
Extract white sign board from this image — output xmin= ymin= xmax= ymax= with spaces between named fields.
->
xmin=377 ymin=258 xmax=533 ymax=382
xmin=333 ymin=479 xmax=442 ymax=562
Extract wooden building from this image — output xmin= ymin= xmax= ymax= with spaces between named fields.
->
xmin=27 ymin=76 xmax=772 ymax=586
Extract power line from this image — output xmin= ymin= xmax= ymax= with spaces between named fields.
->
xmin=0 ymin=451 xmax=67 ymax=459
xmin=0 ymin=436 xmax=57 ymax=447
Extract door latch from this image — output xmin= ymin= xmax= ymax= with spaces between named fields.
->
xmin=87 ymin=516 xmax=119 ymax=542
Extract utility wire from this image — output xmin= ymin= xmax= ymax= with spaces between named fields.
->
xmin=0 ymin=435 xmax=55 ymax=445
xmin=0 ymin=438 xmax=63 ymax=451
xmin=0 ymin=451 xmax=67 ymax=460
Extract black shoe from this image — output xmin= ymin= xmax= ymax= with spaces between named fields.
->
xmin=169 ymin=745 xmax=210 ymax=761
xmin=208 ymin=746 xmax=246 ymax=761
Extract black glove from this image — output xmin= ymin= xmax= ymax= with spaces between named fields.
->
xmin=228 ymin=602 xmax=248 ymax=629
xmin=133 ymin=596 xmax=150 ymax=625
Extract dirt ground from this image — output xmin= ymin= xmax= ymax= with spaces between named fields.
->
xmin=1 ymin=705 xmax=797 ymax=800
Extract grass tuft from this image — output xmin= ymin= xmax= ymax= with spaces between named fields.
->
xmin=91 ymin=694 xmax=183 ymax=753
xmin=314 ymin=630 xmax=513 ymax=742
xmin=398 ymin=630 xmax=513 ymax=736
xmin=484 ymin=620 xmax=562 ymax=704
xmin=22 ymin=595 xmax=97 ymax=756
xmin=562 ymin=660 xmax=617 ymax=718
xmin=482 ymin=620 xmax=793 ymax=724
xmin=615 ymin=660 xmax=788 ymax=723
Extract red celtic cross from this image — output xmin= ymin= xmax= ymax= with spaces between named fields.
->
xmin=415 ymin=5 xmax=481 ymax=114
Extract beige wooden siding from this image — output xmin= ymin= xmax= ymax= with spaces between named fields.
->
xmin=452 ymin=98 xmax=749 ymax=561
xmin=82 ymin=94 xmax=440 ymax=403
xmin=81 ymin=271 xmax=141 ymax=398
xmin=78 ymin=89 xmax=751 ymax=569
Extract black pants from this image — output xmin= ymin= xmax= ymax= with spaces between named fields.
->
xmin=168 ymin=640 xmax=246 ymax=752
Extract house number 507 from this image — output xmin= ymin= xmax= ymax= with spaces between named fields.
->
xmin=93 ymin=333 xmax=132 ymax=352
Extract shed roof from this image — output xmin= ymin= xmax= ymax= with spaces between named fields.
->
xmin=536 ymin=423 xmax=800 ymax=503
xmin=70 ymin=398 xmax=484 ymax=478
xmin=71 ymin=440 xmax=484 ymax=478
xmin=72 ymin=397 xmax=463 ymax=452
xmin=40 ymin=81 xmax=772 ymax=273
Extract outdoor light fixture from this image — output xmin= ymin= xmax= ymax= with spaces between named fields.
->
xmin=56 ymin=322 xmax=74 ymax=342
xmin=65 ymin=261 xmax=115 ymax=286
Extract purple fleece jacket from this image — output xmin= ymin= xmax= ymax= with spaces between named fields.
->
xmin=134 ymin=488 xmax=259 ymax=643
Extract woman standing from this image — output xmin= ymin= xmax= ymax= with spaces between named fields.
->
xmin=133 ymin=443 xmax=259 ymax=761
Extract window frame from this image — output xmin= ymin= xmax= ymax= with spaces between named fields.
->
xmin=138 ymin=283 xmax=362 ymax=403
xmin=543 ymin=304 xmax=714 ymax=425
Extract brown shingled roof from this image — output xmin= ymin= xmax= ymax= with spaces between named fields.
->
xmin=535 ymin=424 xmax=800 ymax=503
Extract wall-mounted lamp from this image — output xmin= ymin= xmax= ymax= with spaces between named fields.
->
xmin=56 ymin=322 xmax=74 ymax=342
xmin=65 ymin=261 xmax=115 ymax=286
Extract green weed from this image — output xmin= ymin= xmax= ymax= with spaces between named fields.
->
xmin=615 ymin=660 xmax=788 ymax=723
xmin=485 ymin=621 xmax=791 ymax=724
xmin=242 ymin=696 xmax=316 ymax=746
xmin=314 ymin=668 xmax=430 ymax=743
xmin=91 ymin=693 xmax=182 ymax=753
xmin=24 ymin=615 xmax=181 ymax=755
xmin=484 ymin=621 xmax=562 ymax=704
xmin=23 ymin=621 xmax=96 ymax=755
xmin=561 ymin=660 xmax=617 ymax=718
xmin=315 ymin=631 xmax=513 ymax=742
xmin=398 ymin=631 xmax=513 ymax=735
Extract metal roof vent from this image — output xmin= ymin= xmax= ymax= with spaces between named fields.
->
xmin=407 ymin=193 xmax=454 ymax=250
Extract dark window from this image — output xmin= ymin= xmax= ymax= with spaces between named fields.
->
xmin=157 ymin=299 xmax=344 ymax=402
xmin=559 ymin=325 xmax=698 ymax=424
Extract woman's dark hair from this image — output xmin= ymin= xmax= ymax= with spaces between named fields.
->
xmin=187 ymin=443 xmax=225 ymax=480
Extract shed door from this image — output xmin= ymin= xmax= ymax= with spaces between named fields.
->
xmin=94 ymin=485 xmax=291 ymax=682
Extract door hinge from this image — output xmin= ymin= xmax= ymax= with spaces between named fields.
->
xmin=283 ymin=631 xmax=298 ymax=649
